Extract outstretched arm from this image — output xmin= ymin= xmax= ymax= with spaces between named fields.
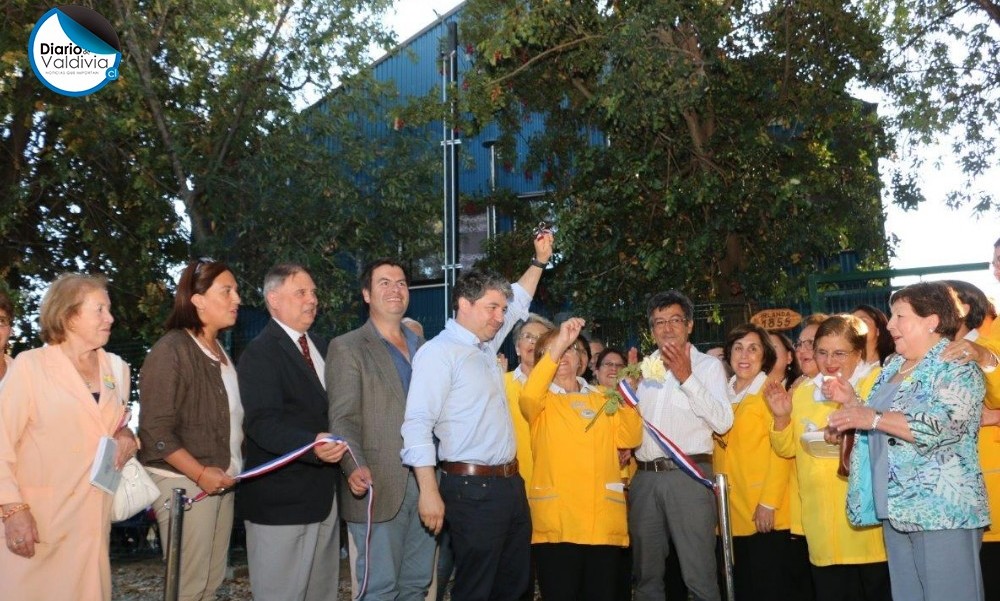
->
xmin=515 ymin=229 xmax=554 ymax=298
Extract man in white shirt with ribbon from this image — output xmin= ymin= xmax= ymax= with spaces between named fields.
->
xmin=400 ymin=229 xmax=553 ymax=601
xmin=628 ymin=290 xmax=733 ymax=601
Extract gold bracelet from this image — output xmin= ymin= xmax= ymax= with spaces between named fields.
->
xmin=1 ymin=503 xmax=30 ymax=522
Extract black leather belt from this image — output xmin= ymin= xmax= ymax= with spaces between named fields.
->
xmin=440 ymin=460 xmax=520 ymax=478
xmin=636 ymin=455 xmax=711 ymax=472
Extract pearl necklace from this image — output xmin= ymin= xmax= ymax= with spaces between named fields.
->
xmin=898 ymin=360 xmax=919 ymax=375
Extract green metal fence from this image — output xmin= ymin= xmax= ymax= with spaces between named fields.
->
xmin=806 ymin=262 xmax=989 ymax=315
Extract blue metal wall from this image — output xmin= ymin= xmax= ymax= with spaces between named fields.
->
xmin=309 ymin=2 xmax=555 ymax=335
xmin=357 ymin=3 xmax=550 ymax=200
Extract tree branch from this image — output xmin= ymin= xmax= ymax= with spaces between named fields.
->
xmin=207 ymin=1 xmax=295 ymax=182
xmin=972 ymin=0 xmax=1000 ymax=27
xmin=485 ymin=34 xmax=603 ymax=88
xmin=110 ymin=0 xmax=207 ymax=243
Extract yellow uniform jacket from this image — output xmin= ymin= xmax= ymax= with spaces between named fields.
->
xmin=714 ymin=373 xmax=793 ymax=536
xmin=975 ymin=329 xmax=1000 ymax=542
xmin=770 ymin=370 xmax=887 ymax=566
xmin=520 ymin=354 xmax=643 ymax=546
xmin=504 ymin=368 xmax=534 ymax=491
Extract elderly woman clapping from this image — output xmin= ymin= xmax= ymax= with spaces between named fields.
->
xmin=0 ymin=275 xmax=136 ymax=600
xmin=828 ymin=282 xmax=988 ymax=601
xmin=765 ymin=314 xmax=890 ymax=600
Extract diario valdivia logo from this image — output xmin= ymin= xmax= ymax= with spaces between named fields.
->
xmin=28 ymin=6 xmax=121 ymax=97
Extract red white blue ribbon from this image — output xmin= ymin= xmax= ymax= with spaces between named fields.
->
xmin=185 ymin=436 xmax=375 ymax=599
xmin=187 ymin=436 xmax=350 ymax=501
xmin=618 ymin=380 xmax=715 ymax=490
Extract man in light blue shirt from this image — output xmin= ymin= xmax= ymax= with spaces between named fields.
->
xmin=401 ymin=230 xmax=553 ymax=601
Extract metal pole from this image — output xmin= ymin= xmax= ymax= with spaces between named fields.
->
xmin=447 ymin=21 xmax=460 ymax=275
xmin=163 ymin=487 xmax=186 ymax=601
xmin=483 ymin=139 xmax=497 ymax=238
xmin=715 ymin=473 xmax=735 ymax=601
xmin=440 ymin=21 xmax=461 ymax=323
xmin=440 ymin=42 xmax=450 ymax=320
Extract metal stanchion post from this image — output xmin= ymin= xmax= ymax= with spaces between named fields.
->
xmin=715 ymin=473 xmax=735 ymax=601
xmin=163 ymin=488 xmax=186 ymax=601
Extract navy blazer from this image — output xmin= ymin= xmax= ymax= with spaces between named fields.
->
xmin=236 ymin=319 xmax=337 ymax=525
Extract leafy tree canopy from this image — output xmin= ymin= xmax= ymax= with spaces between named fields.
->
xmin=457 ymin=0 xmax=892 ymax=328
xmin=877 ymin=0 xmax=1000 ymax=211
xmin=1 ymin=0 xmax=439 ymax=344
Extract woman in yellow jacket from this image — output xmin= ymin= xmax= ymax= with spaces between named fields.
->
xmin=504 ymin=313 xmax=557 ymax=492
xmin=764 ymin=314 xmax=890 ymax=601
xmin=713 ymin=323 xmax=794 ymax=601
xmin=520 ymin=317 xmax=643 ymax=601
xmin=943 ymin=279 xmax=1000 ymax=599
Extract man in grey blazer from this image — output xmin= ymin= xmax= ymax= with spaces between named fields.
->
xmin=327 ymin=259 xmax=435 ymax=600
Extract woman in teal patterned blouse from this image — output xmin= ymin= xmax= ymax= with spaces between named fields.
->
xmin=827 ymin=282 xmax=988 ymax=601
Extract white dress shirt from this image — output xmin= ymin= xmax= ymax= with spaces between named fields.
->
xmin=274 ymin=318 xmax=325 ymax=388
xmin=635 ymin=345 xmax=733 ymax=459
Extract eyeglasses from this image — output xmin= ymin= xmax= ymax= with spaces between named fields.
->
xmin=814 ymin=349 xmax=855 ymax=361
xmin=194 ymin=257 xmax=216 ymax=276
xmin=600 ymin=361 xmax=625 ymax=369
xmin=793 ymin=339 xmax=814 ymax=350
xmin=652 ymin=316 xmax=688 ymax=328
xmin=519 ymin=332 xmax=540 ymax=342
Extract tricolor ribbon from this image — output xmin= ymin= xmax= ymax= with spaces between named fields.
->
xmin=618 ymin=380 xmax=716 ymax=490
xmin=184 ymin=436 xmax=375 ymax=599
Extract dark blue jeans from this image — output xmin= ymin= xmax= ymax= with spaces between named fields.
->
xmin=440 ymin=472 xmax=531 ymax=601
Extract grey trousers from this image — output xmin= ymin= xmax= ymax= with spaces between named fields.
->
xmin=245 ymin=502 xmax=341 ymax=601
xmin=628 ymin=464 xmax=720 ymax=601
xmin=883 ymin=522 xmax=984 ymax=601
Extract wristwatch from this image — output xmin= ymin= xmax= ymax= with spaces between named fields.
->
xmin=530 ymin=258 xmax=548 ymax=269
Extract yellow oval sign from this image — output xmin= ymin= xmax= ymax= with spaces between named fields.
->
xmin=750 ymin=309 xmax=802 ymax=331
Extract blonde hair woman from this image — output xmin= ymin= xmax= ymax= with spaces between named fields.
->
xmin=765 ymin=314 xmax=890 ymax=601
xmin=0 ymin=274 xmax=135 ymax=600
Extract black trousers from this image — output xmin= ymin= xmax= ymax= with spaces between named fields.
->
xmin=787 ymin=534 xmax=815 ymax=601
xmin=732 ymin=530 xmax=797 ymax=601
xmin=810 ymin=561 xmax=891 ymax=601
xmin=534 ymin=542 xmax=621 ymax=601
xmin=440 ymin=472 xmax=531 ymax=601
xmin=981 ymin=541 xmax=1000 ymax=601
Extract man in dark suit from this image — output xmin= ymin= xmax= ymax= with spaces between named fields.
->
xmin=238 ymin=263 xmax=347 ymax=601
xmin=327 ymin=259 xmax=436 ymax=600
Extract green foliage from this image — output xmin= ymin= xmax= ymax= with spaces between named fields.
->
xmin=1 ymin=3 xmax=186 ymax=344
xmin=1 ymin=0 xmax=436 ymax=343
xmin=213 ymin=74 xmax=441 ymax=334
xmin=876 ymin=0 xmax=1000 ymax=211
xmin=459 ymin=0 xmax=892 ymax=328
